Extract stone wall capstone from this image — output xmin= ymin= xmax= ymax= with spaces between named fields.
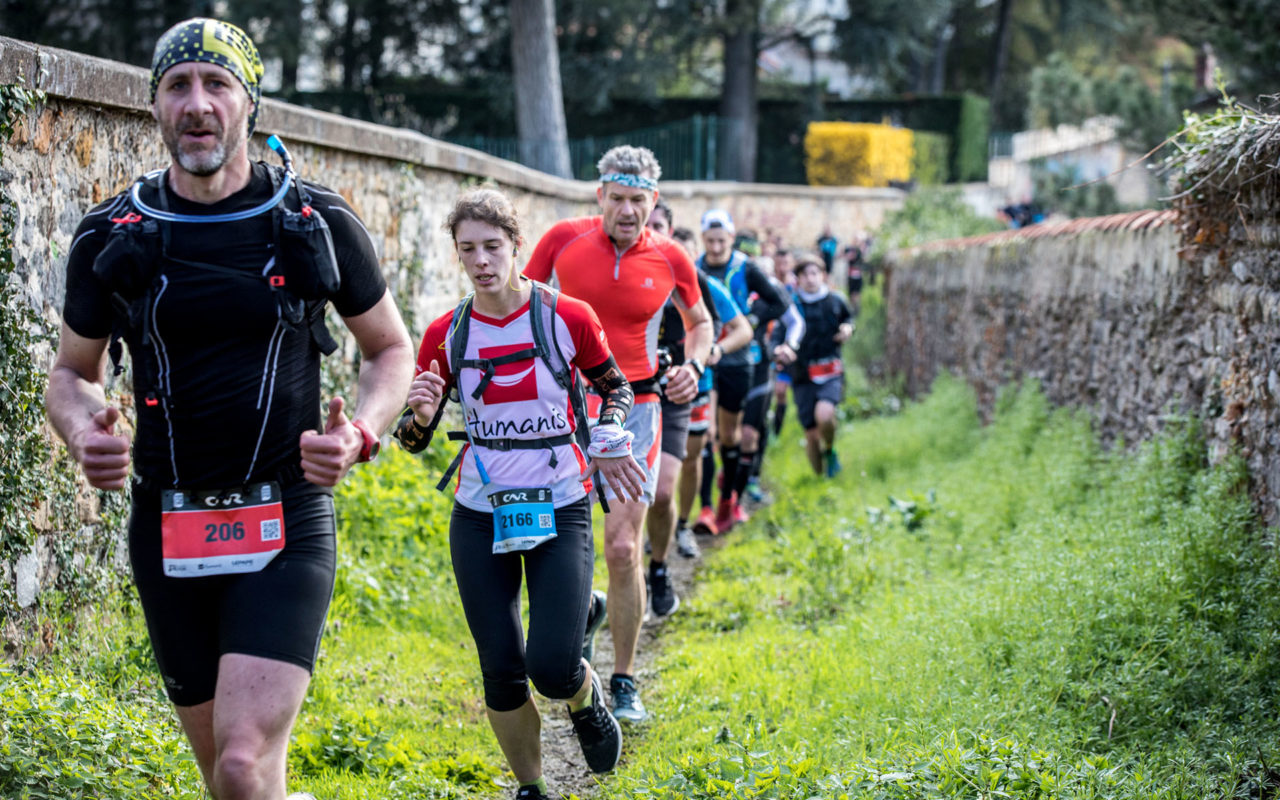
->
xmin=0 ymin=36 xmax=902 ymax=627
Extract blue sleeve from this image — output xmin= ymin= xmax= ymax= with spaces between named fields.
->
xmin=705 ymin=274 xmax=742 ymax=321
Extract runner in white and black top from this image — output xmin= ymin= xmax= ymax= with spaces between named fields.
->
xmin=772 ymin=254 xmax=854 ymax=477
xmin=45 ymin=18 xmax=414 ymax=800
xmin=395 ymin=189 xmax=643 ymax=800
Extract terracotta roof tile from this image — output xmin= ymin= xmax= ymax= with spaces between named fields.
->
xmin=901 ymin=209 xmax=1179 ymax=257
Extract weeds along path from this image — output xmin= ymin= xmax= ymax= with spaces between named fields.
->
xmin=479 ymin=528 xmax=727 ymax=800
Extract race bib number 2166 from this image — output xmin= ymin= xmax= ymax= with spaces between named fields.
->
xmin=160 ymin=482 xmax=285 ymax=578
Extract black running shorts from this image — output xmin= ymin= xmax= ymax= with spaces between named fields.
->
xmin=660 ymin=395 xmax=693 ymax=460
xmin=714 ymin=364 xmax=752 ymax=414
xmin=129 ymin=481 xmax=337 ymax=707
xmin=742 ymin=359 xmax=774 ymax=433
xmin=795 ymin=378 xmax=845 ymax=430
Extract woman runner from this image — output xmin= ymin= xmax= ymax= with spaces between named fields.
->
xmin=394 ymin=189 xmax=646 ymax=799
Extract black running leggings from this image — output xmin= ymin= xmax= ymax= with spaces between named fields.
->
xmin=449 ymin=497 xmax=594 ymax=712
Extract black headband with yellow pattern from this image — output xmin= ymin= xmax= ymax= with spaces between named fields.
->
xmin=150 ymin=18 xmax=264 ymax=135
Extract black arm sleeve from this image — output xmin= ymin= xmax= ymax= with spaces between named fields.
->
xmin=744 ymin=263 xmax=788 ymax=325
xmin=582 ymin=356 xmax=632 ymax=429
xmin=769 ymin=311 xmax=789 ymax=349
xmin=392 ymin=400 xmax=447 ymax=454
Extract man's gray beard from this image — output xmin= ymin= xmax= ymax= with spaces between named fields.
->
xmin=162 ymin=124 xmax=245 ymax=178
xmin=176 ymin=140 xmax=228 ymax=176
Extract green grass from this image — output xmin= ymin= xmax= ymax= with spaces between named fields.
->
xmin=5 ymin=377 xmax=1280 ymax=799
xmin=602 ymin=377 xmax=1280 ymax=799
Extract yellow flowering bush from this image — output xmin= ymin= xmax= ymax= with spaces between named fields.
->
xmin=804 ymin=121 xmax=913 ymax=187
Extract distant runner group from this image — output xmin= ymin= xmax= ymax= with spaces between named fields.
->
xmin=45 ymin=17 xmax=858 ymax=800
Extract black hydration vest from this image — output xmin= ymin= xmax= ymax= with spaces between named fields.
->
xmin=91 ymin=163 xmax=341 ymax=404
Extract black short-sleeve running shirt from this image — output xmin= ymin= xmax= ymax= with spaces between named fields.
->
xmin=62 ymin=162 xmax=387 ymax=489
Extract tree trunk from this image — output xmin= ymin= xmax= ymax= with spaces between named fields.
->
xmin=929 ymin=22 xmax=954 ymax=94
xmin=718 ymin=0 xmax=760 ymax=182
xmin=988 ymin=0 xmax=1014 ymax=107
xmin=509 ymin=0 xmax=572 ymax=178
xmin=341 ymin=6 xmax=357 ymax=91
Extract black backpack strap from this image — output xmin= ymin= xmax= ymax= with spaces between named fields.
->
xmin=450 ymin=292 xmax=541 ymax=399
xmin=529 ymin=282 xmax=610 ymax=512
xmin=448 ymin=294 xmax=474 ymax=398
xmin=307 ymin=301 xmax=339 ymax=356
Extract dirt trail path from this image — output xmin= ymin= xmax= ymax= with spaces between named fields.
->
xmin=481 ymin=531 xmax=725 ymax=799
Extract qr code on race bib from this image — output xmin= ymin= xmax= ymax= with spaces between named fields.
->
xmin=260 ymin=519 xmax=282 ymax=542
xmin=539 ymin=514 xmax=553 ymax=529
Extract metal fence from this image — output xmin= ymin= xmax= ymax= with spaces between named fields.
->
xmin=448 ymin=115 xmax=721 ymax=181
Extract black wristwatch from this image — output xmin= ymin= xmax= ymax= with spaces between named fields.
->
xmin=686 ymin=358 xmax=706 ymax=379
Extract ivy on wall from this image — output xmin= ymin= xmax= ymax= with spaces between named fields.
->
xmin=0 ymin=81 xmax=53 ymax=575
xmin=0 ymin=84 xmax=128 ymax=624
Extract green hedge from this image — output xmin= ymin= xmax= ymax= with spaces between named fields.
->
xmin=910 ymin=131 xmax=951 ymax=185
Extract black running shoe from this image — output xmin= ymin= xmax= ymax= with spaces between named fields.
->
xmin=515 ymin=785 xmax=551 ymax=800
xmin=568 ymin=670 xmax=623 ymax=773
xmin=648 ymin=562 xmax=679 ymax=617
xmin=582 ymin=590 xmax=607 ymax=663
xmin=609 ymin=673 xmax=647 ymax=722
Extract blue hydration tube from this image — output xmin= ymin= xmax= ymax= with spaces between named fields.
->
xmin=128 ymin=135 xmax=295 ymax=223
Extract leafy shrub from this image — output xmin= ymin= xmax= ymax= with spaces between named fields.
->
xmin=805 ymin=122 xmax=913 ymax=187
xmin=909 ymin=131 xmax=950 ymax=185
xmin=292 ymin=713 xmax=415 ymax=777
xmin=870 ymin=188 xmax=1004 ymax=264
xmin=0 ymin=666 xmax=201 ymax=798
xmin=330 ymin=446 xmax=462 ymax=628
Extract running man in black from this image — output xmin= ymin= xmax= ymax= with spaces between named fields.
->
xmin=772 ymin=255 xmax=854 ymax=477
xmin=396 ymin=189 xmax=642 ymax=800
xmin=695 ymin=210 xmax=789 ymax=533
xmin=45 ymin=19 xmax=414 ymax=800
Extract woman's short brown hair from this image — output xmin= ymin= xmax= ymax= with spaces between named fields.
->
xmin=445 ymin=188 xmax=522 ymax=244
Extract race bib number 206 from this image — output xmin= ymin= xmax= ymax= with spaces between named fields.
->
xmin=160 ymin=482 xmax=285 ymax=578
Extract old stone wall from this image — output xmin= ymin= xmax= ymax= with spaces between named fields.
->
xmin=0 ymin=36 xmax=901 ymax=623
xmin=886 ymin=205 xmax=1280 ymax=523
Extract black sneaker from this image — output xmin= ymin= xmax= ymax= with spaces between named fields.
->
xmin=648 ymin=562 xmax=679 ymax=617
xmin=582 ymin=590 xmax=607 ymax=663
xmin=568 ymin=670 xmax=623 ymax=773
xmin=515 ymin=785 xmax=551 ymax=800
xmin=609 ymin=673 xmax=648 ymax=723
xmin=675 ymin=525 xmax=700 ymax=558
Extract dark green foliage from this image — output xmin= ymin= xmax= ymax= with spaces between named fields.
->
xmin=1027 ymin=53 xmax=1190 ymax=153
xmin=1030 ymin=158 xmax=1125 ymax=218
xmin=1127 ymin=0 xmax=1280 ymax=104
xmin=952 ymin=92 xmax=990 ymax=181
